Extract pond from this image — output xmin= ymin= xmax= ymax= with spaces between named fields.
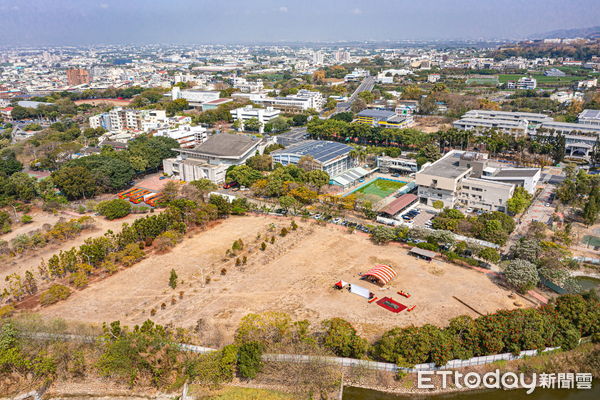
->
xmin=572 ymin=276 xmax=600 ymax=294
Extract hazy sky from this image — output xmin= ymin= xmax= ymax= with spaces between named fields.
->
xmin=1 ymin=0 xmax=599 ymax=45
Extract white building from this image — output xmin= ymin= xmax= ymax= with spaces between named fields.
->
xmin=232 ymin=77 xmax=263 ymax=93
xmin=155 ymin=125 xmax=207 ymax=148
xmin=344 ymin=68 xmax=369 ymax=82
xmin=230 ymin=106 xmax=281 ymax=133
xmin=427 ymin=74 xmax=441 ymax=83
xmin=254 ymin=90 xmax=326 ymax=113
xmin=171 ymin=86 xmax=220 ymax=107
xmin=416 ymin=151 xmax=540 ymax=212
xmin=312 ymin=50 xmax=324 ymax=66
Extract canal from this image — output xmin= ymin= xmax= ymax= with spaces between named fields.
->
xmin=343 ymin=385 xmax=599 ymax=399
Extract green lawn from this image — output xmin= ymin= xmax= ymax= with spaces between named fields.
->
xmin=466 ymin=77 xmax=500 ymax=86
xmin=498 ymin=74 xmax=584 ymax=86
xmin=350 ymin=178 xmax=406 ymax=203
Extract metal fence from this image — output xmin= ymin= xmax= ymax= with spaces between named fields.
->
xmin=22 ymin=331 xmax=560 ymax=373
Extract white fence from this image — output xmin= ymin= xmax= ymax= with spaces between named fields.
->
xmin=22 ymin=331 xmax=559 ymax=373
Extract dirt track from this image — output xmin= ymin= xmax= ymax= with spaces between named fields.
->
xmin=40 ymin=215 xmax=517 ymax=344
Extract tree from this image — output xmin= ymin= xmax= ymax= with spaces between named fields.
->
xmin=246 ymin=154 xmax=272 ymax=171
xmin=227 ymin=165 xmax=262 ymax=187
xmin=0 ymin=150 xmax=23 ymax=176
xmin=504 ymin=259 xmax=539 ymax=293
xmin=51 ymin=166 xmax=97 ymax=200
xmin=506 ymin=186 xmax=532 ymax=215
xmin=432 ymin=200 xmax=444 ymax=210
xmin=478 ymin=247 xmax=500 ymax=263
xmin=40 ymin=284 xmax=71 ymax=306
xmin=243 ymin=117 xmax=262 ymax=132
xmin=370 ymin=226 xmax=396 ymax=244
xmin=8 ymin=172 xmax=38 ymax=201
xmin=165 ymin=98 xmax=189 ymax=116
xmin=96 ymin=199 xmax=132 ymax=220
xmin=169 ymin=269 xmax=178 ymax=289
xmin=237 ymin=342 xmax=263 ymax=379
xmin=188 ymin=179 xmax=217 ymax=201
xmin=321 ymin=318 xmax=368 ymax=358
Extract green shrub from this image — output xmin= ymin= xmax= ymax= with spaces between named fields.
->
xmin=40 ymin=284 xmax=72 ymax=306
xmin=21 ymin=215 xmax=33 ymax=224
xmin=96 ymin=198 xmax=132 ymax=220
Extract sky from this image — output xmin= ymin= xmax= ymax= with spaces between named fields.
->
xmin=1 ymin=0 xmax=599 ymax=46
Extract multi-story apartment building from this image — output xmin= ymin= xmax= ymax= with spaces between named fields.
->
xmin=66 ymin=68 xmax=91 ymax=86
xmin=154 ymin=124 xmax=207 ymax=148
xmin=232 ymin=77 xmax=263 ymax=93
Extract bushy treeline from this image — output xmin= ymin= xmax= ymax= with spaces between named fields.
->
xmin=374 ymin=294 xmax=599 ymax=367
xmin=0 ymin=293 xmax=597 ymax=392
xmin=52 ymin=136 xmax=179 ymax=200
xmin=233 ymin=294 xmax=599 ymax=369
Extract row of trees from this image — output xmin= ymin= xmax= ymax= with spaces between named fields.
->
xmin=556 ymin=166 xmax=600 ymax=226
xmin=233 ymin=292 xmax=599 ymax=368
xmin=1 ymin=291 xmax=597 ymax=391
xmin=432 ymin=208 xmax=516 ymax=245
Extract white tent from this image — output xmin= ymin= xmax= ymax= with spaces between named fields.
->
xmin=350 ymin=284 xmax=371 ymax=299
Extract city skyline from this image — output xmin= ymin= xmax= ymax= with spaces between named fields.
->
xmin=1 ymin=0 xmax=599 ymax=45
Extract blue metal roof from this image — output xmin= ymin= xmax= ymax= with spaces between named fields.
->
xmin=272 ymin=140 xmax=351 ymax=164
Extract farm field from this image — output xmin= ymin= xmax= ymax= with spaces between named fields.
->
xmin=39 ymin=215 xmax=517 ymax=345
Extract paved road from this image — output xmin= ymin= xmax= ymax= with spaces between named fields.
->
xmin=329 ymin=76 xmax=376 ymax=117
xmin=504 ymin=179 xmax=556 ymax=251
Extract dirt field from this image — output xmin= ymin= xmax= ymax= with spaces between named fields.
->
xmin=40 ymin=215 xmax=517 ymax=344
xmin=73 ymin=98 xmax=132 ymax=107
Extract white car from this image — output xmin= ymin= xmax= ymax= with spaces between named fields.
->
xmin=466 ymin=208 xmax=474 ymax=213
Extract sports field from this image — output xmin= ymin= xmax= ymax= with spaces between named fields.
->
xmin=349 ymin=178 xmax=406 ymax=203
xmin=498 ymin=74 xmax=584 ymax=86
xmin=466 ymin=77 xmax=499 ymax=86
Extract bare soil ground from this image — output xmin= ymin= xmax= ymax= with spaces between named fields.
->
xmin=40 ymin=215 xmax=517 ymax=344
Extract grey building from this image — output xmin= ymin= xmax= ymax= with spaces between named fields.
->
xmin=163 ymin=133 xmax=263 ymax=184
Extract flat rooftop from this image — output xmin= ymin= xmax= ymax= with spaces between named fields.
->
xmin=418 ymin=151 xmax=470 ymax=179
xmin=493 ymin=168 xmax=540 ymax=178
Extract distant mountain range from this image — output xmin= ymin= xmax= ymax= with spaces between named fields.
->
xmin=532 ymin=26 xmax=600 ymax=39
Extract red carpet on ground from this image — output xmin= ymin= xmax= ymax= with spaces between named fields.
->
xmin=376 ymin=297 xmax=407 ymax=313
